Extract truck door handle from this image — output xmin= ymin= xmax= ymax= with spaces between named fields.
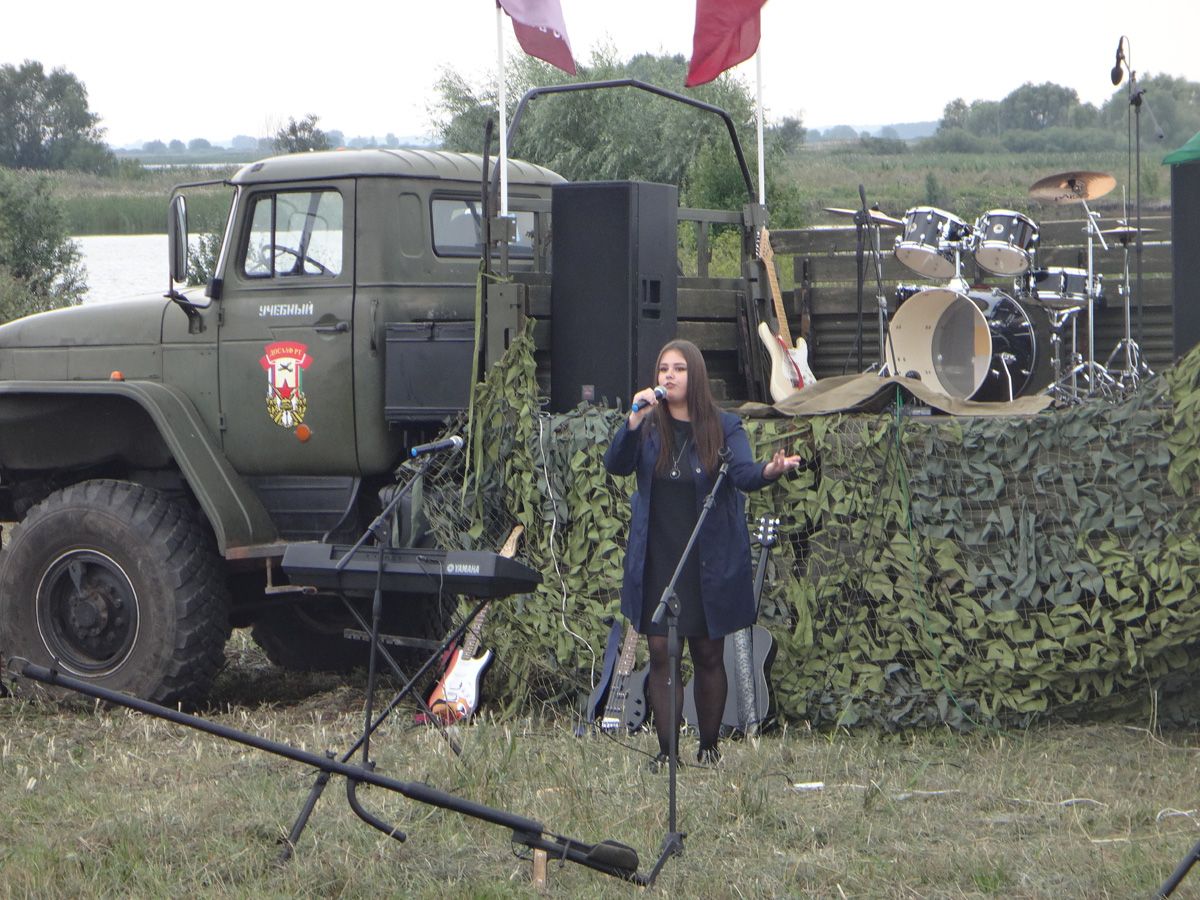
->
xmin=314 ymin=321 xmax=349 ymax=334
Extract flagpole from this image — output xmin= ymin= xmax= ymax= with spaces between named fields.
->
xmin=755 ymin=51 xmax=765 ymax=207
xmin=496 ymin=2 xmax=509 ymax=218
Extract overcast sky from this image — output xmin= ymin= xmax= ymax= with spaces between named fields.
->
xmin=1 ymin=1 xmax=1193 ymax=148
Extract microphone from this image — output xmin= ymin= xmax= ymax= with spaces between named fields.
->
xmin=630 ymin=386 xmax=666 ymax=413
xmin=1111 ymin=38 xmax=1124 ymax=86
xmin=410 ymin=435 xmax=464 ymax=458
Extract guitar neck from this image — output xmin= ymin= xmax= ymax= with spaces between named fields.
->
xmin=751 ymin=517 xmax=778 ymax=616
xmin=601 ymin=626 xmax=641 ymax=716
xmin=460 ymin=524 xmax=524 ymax=659
xmin=758 ymin=227 xmax=792 ymax=346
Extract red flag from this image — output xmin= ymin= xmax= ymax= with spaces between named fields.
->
xmin=497 ymin=0 xmax=577 ymax=75
xmin=686 ymin=0 xmax=766 ymax=87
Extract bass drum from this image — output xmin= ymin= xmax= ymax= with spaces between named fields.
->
xmin=887 ymin=287 xmax=1052 ymax=402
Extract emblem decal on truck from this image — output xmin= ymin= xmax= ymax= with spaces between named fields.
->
xmin=260 ymin=341 xmax=312 ymax=429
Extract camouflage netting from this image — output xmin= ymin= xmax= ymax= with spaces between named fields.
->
xmin=414 ymin=318 xmax=1200 ymax=731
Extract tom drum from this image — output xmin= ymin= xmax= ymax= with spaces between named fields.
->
xmin=973 ymin=210 xmax=1039 ymax=276
xmin=894 ymin=207 xmax=972 ymax=279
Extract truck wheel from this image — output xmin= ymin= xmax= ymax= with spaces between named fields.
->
xmin=250 ymin=592 xmax=454 ymax=675
xmin=0 ymin=480 xmax=230 ymax=706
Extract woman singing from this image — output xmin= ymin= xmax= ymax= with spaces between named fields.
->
xmin=603 ymin=339 xmax=800 ymax=765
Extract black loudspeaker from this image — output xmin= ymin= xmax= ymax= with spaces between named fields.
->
xmin=550 ymin=181 xmax=678 ymax=413
xmin=1172 ymin=160 xmax=1200 ymax=358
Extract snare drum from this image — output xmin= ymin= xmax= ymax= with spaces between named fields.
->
xmin=1029 ymin=267 xmax=1101 ymax=309
xmin=888 ymin=287 xmax=1049 ymax=401
xmin=894 ymin=207 xmax=972 ymax=279
xmin=973 ymin=210 xmax=1039 ymax=275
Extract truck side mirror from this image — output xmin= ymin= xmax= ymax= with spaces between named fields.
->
xmin=168 ymin=195 xmax=188 ymax=284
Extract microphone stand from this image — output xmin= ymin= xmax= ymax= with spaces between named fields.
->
xmin=1117 ymin=37 xmax=1166 ymax=354
xmin=645 ymin=449 xmax=732 ymax=882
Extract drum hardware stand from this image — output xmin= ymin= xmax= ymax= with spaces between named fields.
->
xmin=995 ymin=352 xmax=1017 ymax=403
xmin=854 ymin=185 xmax=897 ymax=376
xmin=1077 ymin=199 xmax=1116 ymax=398
xmin=1042 ymin=305 xmax=1087 ymax=406
xmin=1103 ymin=225 xmax=1155 ymax=391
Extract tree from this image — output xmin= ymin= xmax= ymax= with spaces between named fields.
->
xmin=168 ymin=139 xmax=185 ymax=152
xmin=999 ymin=82 xmax=1081 ymax=131
xmin=431 ymin=49 xmax=758 ymax=189
xmin=0 ymin=169 xmax=86 ymax=323
xmin=939 ymin=98 xmax=969 ymax=132
xmin=142 ymin=140 xmax=167 ymax=153
xmin=0 ymin=61 xmax=114 ymax=173
xmin=767 ymin=116 xmax=805 ymax=156
xmin=230 ymin=134 xmax=258 ymax=151
xmin=274 ymin=115 xmax=329 ymax=153
xmin=188 ymin=138 xmax=212 ymax=151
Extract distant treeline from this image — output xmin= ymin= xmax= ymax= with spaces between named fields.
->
xmin=808 ymin=76 xmax=1200 ymax=156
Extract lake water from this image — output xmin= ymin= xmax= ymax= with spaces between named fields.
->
xmin=74 ymin=234 xmax=170 ymax=305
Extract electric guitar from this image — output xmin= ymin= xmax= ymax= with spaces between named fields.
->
xmin=425 ymin=525 xmax=523 ymax=723
xmin=755 ymin=226 xmax=816 ymax=402
xmin=581 ymin=617 xmax=623 ymax=728
xmin=598 ymin=623 xmax=649 ymax=734
xmin=683 ymin=516 xmax=778 ymax=735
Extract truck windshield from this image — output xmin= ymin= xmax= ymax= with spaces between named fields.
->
xmin=243 ymin=189 xmax=344 ymax=278
xmin=431 ymin=198 xmax=534 ymax=259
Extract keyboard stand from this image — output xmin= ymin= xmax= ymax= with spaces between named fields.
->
xmin=278 ymin=450 xmax=467 ymax=861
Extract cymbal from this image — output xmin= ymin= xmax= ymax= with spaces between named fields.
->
xmin=822 ymin=206 xmax=904 ymax=227
xmin=1028 ymin=171 xmax=1117 ymax=203
xmin=1100 ymin=223 xmax=1159 ymax=240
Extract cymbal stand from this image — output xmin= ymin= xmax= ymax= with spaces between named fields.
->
xmin=1079 ymin=199 xmax=1116 ymax=398
xmin=1104 ymin=233 xmax=1155 ymax=391
xmin=855 ymin=185 xmax=897 ymax=375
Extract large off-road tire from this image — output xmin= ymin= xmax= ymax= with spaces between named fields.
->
xmin=250 ymin=591 xmax=454 ymax=675
xmin=0 ymin=480 xmax=231 ymax=706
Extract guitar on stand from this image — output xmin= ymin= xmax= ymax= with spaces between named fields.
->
xmin=425 ymin=525 xmax=523 ymax=723
xmin=580 ymin=617 xmax=624 ymax=731
xmin=683 ymin=516 xmax=778 ymax=736
xmin=597 ymin=623 xmax=650 ymax=734
xmin=755 ymin=227 xmax=816 ymax=402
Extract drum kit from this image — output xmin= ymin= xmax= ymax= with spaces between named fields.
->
xmin=826 ymin=169 xmax=1154 ymax=405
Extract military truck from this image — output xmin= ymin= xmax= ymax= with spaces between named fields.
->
xmin=0 ymin=86 xmax=764 ymax=704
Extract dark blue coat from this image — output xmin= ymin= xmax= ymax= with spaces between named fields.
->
xmin=603 ymin=410 xmax=773 ymax=638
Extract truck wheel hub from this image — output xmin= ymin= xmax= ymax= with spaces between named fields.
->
xmin=36 ymin=550 xmax=140 ymax=675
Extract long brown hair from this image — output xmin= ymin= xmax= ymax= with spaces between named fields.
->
xmin=651 ymin=339 xmax=724 ymax=476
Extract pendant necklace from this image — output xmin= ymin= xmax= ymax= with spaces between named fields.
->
xmin=669 ymin=435 xmax=690 ymax=479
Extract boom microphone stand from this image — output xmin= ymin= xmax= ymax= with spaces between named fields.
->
xmin=646 ymin=446 xmax=733 ymax=881
xmin=1111 ymin=35 xmax=1167 ymax=350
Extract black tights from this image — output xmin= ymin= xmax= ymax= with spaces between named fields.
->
xmin=646 ymin=634 xmax=726 ymax=757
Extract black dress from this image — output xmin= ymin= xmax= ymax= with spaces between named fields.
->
xmin=639 ymin=418 xmax=708 ymax=638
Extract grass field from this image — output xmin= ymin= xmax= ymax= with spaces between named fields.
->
xmin=3 ymin=630 xmax=1199 ymax=898
xmin=49 ymin=146 xmax=1174 ymax=236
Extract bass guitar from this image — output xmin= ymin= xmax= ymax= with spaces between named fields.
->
xmin=580 ymin=617 xmax=623 ymax=730
xmin=425 ymin=525 xmax=523 ymax=724
xmin=683 ymin=516 xmax=778 ymax=736
xmin=755 ymin=226 xmax=817 ymax=402
xmin=598 ymin=622 xmax=649 ymax=734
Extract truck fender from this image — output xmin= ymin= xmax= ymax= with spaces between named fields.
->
xmin=0 ymin=381 xmax=277 ymax=555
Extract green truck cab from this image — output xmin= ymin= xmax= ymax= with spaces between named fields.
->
xmin=0 ymin=149 xmax=565 ymax=703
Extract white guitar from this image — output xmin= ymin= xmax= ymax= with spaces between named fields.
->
xmin=425 ymin=525 xmax=523 ymax=723
xmin=755 ymin=226 xmax=816 ymax=401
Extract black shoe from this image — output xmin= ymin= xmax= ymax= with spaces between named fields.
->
xmin=696 ymin=745 xmax=721 ymax=766
xmin=648 ymin=752 xmax=669 ymax=773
